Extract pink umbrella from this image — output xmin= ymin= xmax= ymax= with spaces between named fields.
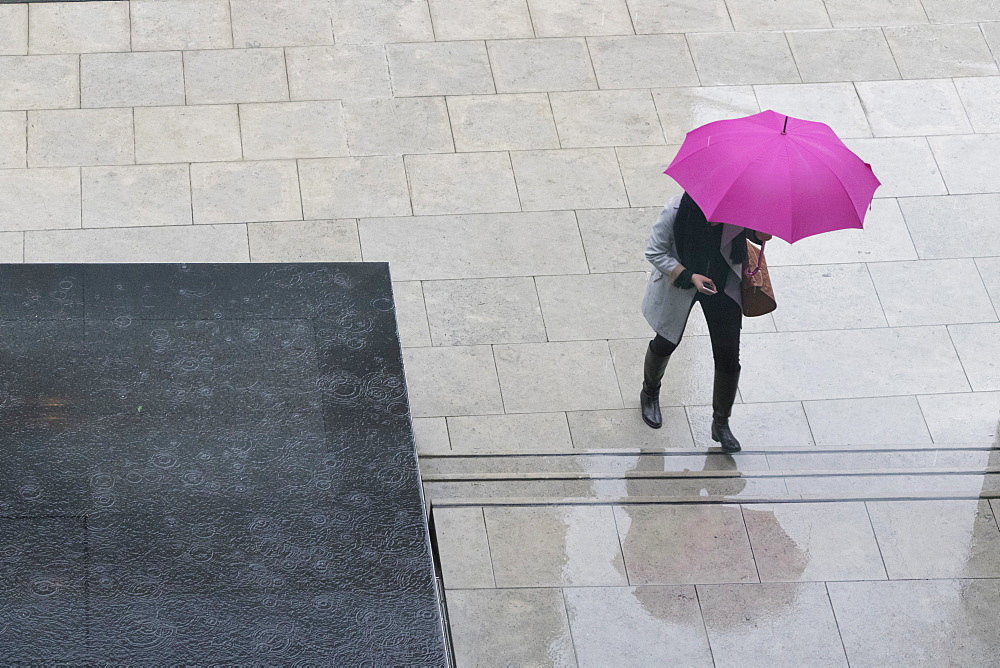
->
xmin=664 ymin=110 xmax=881 ymax=243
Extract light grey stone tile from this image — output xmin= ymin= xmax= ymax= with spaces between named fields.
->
xmin=24 ymin=224 xmax=250 ymax=262
xmin=857 ymin=79 xmax=972 ymax=137
xmin=527 ymin=0 xmax=633 ymax=37
xmin=565 ymin=586 xmax=712 ymax=668
xmin=0 ymin=112 xmax=26 ymax=169
xmin=823 ymin=0 xmax=927 ymax=26
xmin=550 ymin=89 xmax=663 ymax=148
xmin=764 ymin=198 xmax=916 ymax=265
xmin=869 ymin=258 xmax=997 ymax=327
xmin=447 ymin=589 xmax=577 ymax=668
xmin=950 ymin=323 xmax=1000 ymax=391
xmin=830 ymin=579 xmax=1000 ymax=666
xmin=485 ymin=505 xmax=627 ymax=586
xmin=0 ymin=232 xmax=23 ymax=263
xmin=652 ymin=86 xmax=760 ymax=144
xmin=568 ymin=407 xmax=695 ymax=448
xmin=448 ymin=94 xmax=558 ymax=152
xmin=725 ymin=0 xmax=830 ymax=29
xmin=535 ymin=272 xmax=650 ymax=341
xmin=28 ymin=108 xmax=133 ymax=168
xmin=247 ymin=219 xmax=361 ymax=262
xmin=786 ymin=28 xmax=900 ymax=83
xmin=428 ymin=0 xmax=533 ymax=39
xmin=615 ymin=504 xmax=758 ymax=584
xmin=487 ymin=38 xmax=597 ymax=93
xmin=628 ymin=0 xmax=729 ymax=33
xmin=868 ymin=500 xmax=1000 ymax=579
xmin=609 ymin=336 xmax=719 ymax=408
xmin=918 ymin=391 xmax=1000 ymax=444
xmin=885 ymin=24 xmax=998 ymax=78
xmin=511 ymin=148 xmax=629 ymax=210
xmin=769 ymin=263 xmax=887 ymax=332
xmin=286 ymin=45 xmax=392 ymax=100
xmin=753 ymin=82 xmax=872 ymax=138
xmin=405 ymin=152 xmax=520 ymax=216
xmin=230 ymin=0 xmax=333 ymax=48
xmin=687 ymin=32 xmax=800 ymax=86
xmin=422 ymin=277 xmax=546 ymax=346
xmin=344 ymin=97 xmax=453 ymax=156
xmin=0 ymin=167 xmax=80 ymax=232
xmin=433 ymin=507 xmax=494 ymax=588
xmin=130 ymin=0 xmax=233 ymax=51
xmin=390 ymin=280 xmax=431 ymax=348
xmin=191 ymin=161 xmax=302 ymax=225
xmin=239 ymin=101 xmax=348 ymax=160
xmin=402 ymin=345 xmax=503 ymax=417
xmin=687 ymin=401 xmax=814 ymax=449
xmin=28 ymin=2 xmax=129 ymax=54
xmin=0 ymin=55 xmax=79 ymax=111
xmin=360 ymin=211 xmax=589 ymax=281
xmin=899 ymin=194 xmax=1000 ymax=259
xmin=411 ymin=416 xmax=449 ymax=453
xmin=929 ymin=134 xmax=1000 ymax=194
xmin=955 ymin=77 xmax=1000 ymax=133
xmin=980 ymin=257 xmax=1000 ymax=312
xmin=448 ymin=412 xmax=572 ymax=451
xmin=842 ymin=137 xmax=945 ymax=198
xmin=134 ymin=105 xmax=242 ymax=164
xmin=81 ymin=52 xmax=184 ymax=109
xmin=0 ymin=6 xmax=27 ymax=56
xmin=922 ymin=0 xmax=1000 ymax=23
xmin=82 ymin=164 xmax=192 ymax=228
xmin=332 ymin=0 xmax=434 ymax=44
xmin=576 ymin=206 xmax=663 ymax=273
xmin=387 ymin=42 xmax=494 ymax=97
xmin=184 ymin=49 xmax=289 ymax=105
xmin=739 ymin=327 xmax=971 ymax=402
xmin=494 ymin=340 xmax=623 ymax=413
xmin=588 ymin=34 xmax=699 ymax=89
xmin=616 ymin=145 xmax=682 ymax=207
xmin=298 ymin=156 xmax=411 ymax=219
xmin=984 ymin=21 xmax=1000 ymax=57
xmin=743 ymin=503 xmax=887 ymax=582
xmin=803 ymin=396 xmax=932 ymax=445
xmin=699 ymin=583 xmax=848 ymax=666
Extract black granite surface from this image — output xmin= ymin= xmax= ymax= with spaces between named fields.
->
xmin=0 ymin=263 xmax=448 ymax=665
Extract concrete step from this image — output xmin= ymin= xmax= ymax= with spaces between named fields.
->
xmin=419 ymin=445 xmax=1000 ymax=476
xmin=422 ymin=467 xmax=1000 ymax=504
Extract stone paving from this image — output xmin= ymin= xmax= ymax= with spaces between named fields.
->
xmin=1 ymin=0 xmax=1000 ymax=665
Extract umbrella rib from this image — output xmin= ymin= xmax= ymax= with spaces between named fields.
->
xmin=788 ymin=137 xmax=872 ymax=217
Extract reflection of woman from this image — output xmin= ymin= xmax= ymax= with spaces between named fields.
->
xmin=640 ymin=193 xmax=770 ymax=452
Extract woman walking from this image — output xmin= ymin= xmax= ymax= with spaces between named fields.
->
xmin=640 ymin=192 xmax=770 ymax=452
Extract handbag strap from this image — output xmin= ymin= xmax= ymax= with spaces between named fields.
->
xmin=745 ymin=239 xmax=766 ymax=277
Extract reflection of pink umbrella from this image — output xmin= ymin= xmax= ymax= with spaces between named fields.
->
xmin=664 ymin=110 xmax=881 ymax=243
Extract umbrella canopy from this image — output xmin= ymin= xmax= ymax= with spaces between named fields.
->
xmin=664 ymin=110 xmax=881 ymax=243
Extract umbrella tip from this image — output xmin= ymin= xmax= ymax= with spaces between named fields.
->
xmin=781 ymin=115 xmax=789 ymax=135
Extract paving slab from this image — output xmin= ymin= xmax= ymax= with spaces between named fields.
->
xmin=687 ymin=402 xmax=815 ymax=449
xmin=422 ymin=277 xmax=546 ymax=346
xmin=869 ymin=258 xmax=998 ymax=326
xmin=285 ymin=45 xmax=392 ymax=101
xmin=447 ymin=412 xmax=573 ymax=451
xmin=386 ymin=42 xmax=495 ymax=97
xmin=786 ymin=28 xmax=900 ymax=82
xmin=0 ymin=5 xmax=28 ymax=56
xmin=725 ymin=0 xmax=830 ymax=30
xmin=511 ymin=148 xmax=629 ymax=210
xmin=402 ymin=345 xmax=504 ymax=417
xmin=390 ymin=280 xmax=432 ymax=348
xmin=564 ymin=586 xmax=712 ymax=668
xmin=885 ymin=24 xmax=999 ymax=78
xmin=857 ymin=79 xmax=972 ymax=137
xmin=247 ymin=220 xmax=361 ymax=262
xmin=921 ymin=0 xmax=1000 ymax=22
xmin=433 ymin=507 xmax=495 ymax=588
xmin=0 ymin=55 xmax=79 ymax=111
xmin=576 ymin=206 xmax=664 ymax=273
xmin=653 ymin=85 xmax=760 ymax=144
xmin=526 ymin=0 xmax=634 ymax=37
xmin=230 ymin=0 xmax=335 ymax=48
xmin=627 ymin=0 xmax=730 ymax=33
xmin=28 ymin=2 xmax=129 ymax=55
xmin=82 ymin=164 xmax=192 ymax=229
xmin=24 ymin=225 xmax=249 ymax=263
xmin=929 ymin=133 xmax=1000 ymax=194
xmin=183 ymin=49 xmax=290 ymax=105
xmin=899 ymin=194 xmax=1000 ymax=259
xmin=405 ymin=152 xmax=521 ymax=216
xmin=823 ymin=0 xmax=928 ymax=26
xmin=486 ymin=37 xmax=597 ymax=93
xmin=28 ymin=108 xmax=134 ymax=168
xmin=842 ymin=137 xmax=946 ymax=198
xmin=535 ymin=272 xmax=651 ymax=341
xmin=753 ymin=83 xmax=872 ymax=138
xmin=427 ymin=0 xmax=533 ymax=40
xmin=411 ymin=416 xmax=449 ymax=453
xmin=447 ymin=94 xmax=559 ymax=152
xmin=804 ymin=396 xmax=933 ymax=445
xmin=918 ymin=391 xmax=1000 ymax=444
xmin=0 ymin=111 xmax=26 ymax=169
xmin=587 ymin=34 xmax=699 ymax=89
xmin=949 ymin=323 xmax=1000 ymax=391
xmin=134 ymin=105 xmax=242 ymax=164
xmin=298 ymin=156 xmax=411 ymax=219
xmin=567 ymin=407 xmax=695 ymax=448
xmin=190 ymin=161 xmax=302 ymax=225
xmin=686 ymin=32 xmax=800 ymax=86
xmin=768 ymin=263 xmax=887 ymax=331
xmin=81 ymin=52 xmax=185 ymax=109
xmin=130 ymin=0 xmax=233 ymax=51
xmin=0 ymin=167 xmax=80 ymax=232
xmin=332 ymin=0 xmax=435 ymax=45
xmin=616 ymin=145 xmax=683 ymax=206
xmin=344 ymin=97 xmax=453 ymax=156
xmin=955 ymin=76 xmax=1000 ymax=132
xmin=239 ymin=101 xmax=348 ymax=160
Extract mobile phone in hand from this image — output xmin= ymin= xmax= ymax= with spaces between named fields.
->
xmin=702 ymin=280 xmax=717 ymax=294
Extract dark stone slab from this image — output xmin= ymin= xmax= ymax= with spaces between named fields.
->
xmin=0 ymin=263 xmax=448 ymax=665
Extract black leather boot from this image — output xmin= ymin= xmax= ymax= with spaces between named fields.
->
xmin=711 ymin=367 xmax=741 ymax=452
xmin=640 ymin=343 xmax=671 ymax=429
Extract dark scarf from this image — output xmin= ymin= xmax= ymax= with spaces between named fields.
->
xmin=674 ymin=193 xmax=747 ymax=289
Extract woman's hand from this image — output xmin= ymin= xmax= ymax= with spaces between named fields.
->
xmin=692 ymin=274 xmax=717 ymax=295
xmin=754 ymin=231 xmax=773 ymax=242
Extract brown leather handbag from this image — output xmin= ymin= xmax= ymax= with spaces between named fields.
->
xmin=741 ymin=240 xmax=777 ymax=317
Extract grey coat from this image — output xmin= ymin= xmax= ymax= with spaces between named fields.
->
xmin=641 ymin=195 xmax=745 ymax=344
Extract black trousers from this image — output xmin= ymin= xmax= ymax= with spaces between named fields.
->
xmin=649 ymin=292 xmax=742 ymax=375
